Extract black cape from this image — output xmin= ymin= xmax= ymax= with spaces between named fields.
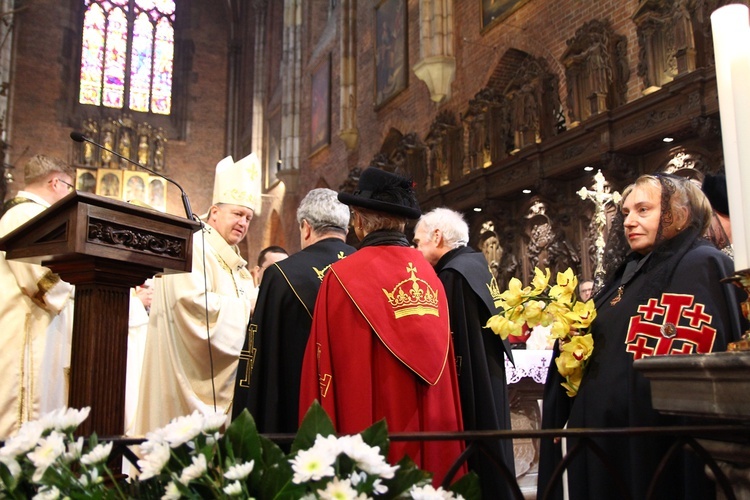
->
xmin=435 ymin=246 xmax=516 ymax=498
xmin=537 ymin=231 xmax=745 ymax=500
xmin=232 ymin=238 xmax=356 ymax=432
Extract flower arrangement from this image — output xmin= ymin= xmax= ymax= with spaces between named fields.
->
xmin=0 ymin=402 xmax=478 ymax=499
xmin=486 ymin=267 xmax=596 ymax=396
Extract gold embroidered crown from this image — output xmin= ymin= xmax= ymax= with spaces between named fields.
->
xmin=486 ymin=267 xmax=503 ymax=308
xmin=382 ymin=262 xmax=440 ymax=318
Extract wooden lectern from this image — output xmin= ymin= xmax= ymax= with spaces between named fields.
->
xmin=0 ymin=191 xmax=200 ymax=436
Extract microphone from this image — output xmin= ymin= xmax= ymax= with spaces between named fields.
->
xmin=70 ymin=130 xmax=194 ymax=221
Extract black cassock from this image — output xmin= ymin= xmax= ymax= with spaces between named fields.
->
xmin=435 ymin=246 xmax=516 ymax=498
xmin=232 ymin=238 xmax=355 ymax=433
xmin=538 ymin=232 xmax=745 ymax=500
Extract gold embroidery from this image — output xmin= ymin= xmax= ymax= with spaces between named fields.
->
xmin=313 ymin=251 xmax=349 ymax=281
xmin=319 ymin=373 xmax=332 ymax=397
xmin=381 ymin=262 xmax=440 ymax=318
xmin=486 ymin=266 xmax=503 ymax=308
xmin=314 ymin=265 xmax=331 ymax=281
xmin=237 ymin=324 xmax=258 ymax=387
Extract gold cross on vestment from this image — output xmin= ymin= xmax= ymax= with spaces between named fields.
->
xmin=237 ymin=324 xmax=258 ymax=388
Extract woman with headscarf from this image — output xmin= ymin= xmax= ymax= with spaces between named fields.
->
xmin=537 ymin=174 xmax=745 ymax=500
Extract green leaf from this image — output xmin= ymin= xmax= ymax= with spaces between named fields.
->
xmin=252 ymin=436 xmax=292 ymax=499
xmin=290 ymin=400 xmax=335 ymax=453
xmin=359 ymin=418 xmax=389 ymax=456
xmin=223 ymin=409 xmax=263 ymax=467
xmin=0 ymin=461 xmax=18 ymax=492
xmin=449 ymin=471 xmax=481 ymax=500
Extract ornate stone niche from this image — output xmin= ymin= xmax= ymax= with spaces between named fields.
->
xmin=504 ymin=57 xmax=562 ymax=153
xmin=73 ymin=115 xmax=167 ymax=172
xmin=463 ymin=87 xmax=511 ymax=172
xmin=425 ymin=110 xmax=462 ymax=189
xmin=562 ymin=19 xmax=629 ymax=124
xmin=633 ymin=0 xmax=699 ymax=93
xmin=523 ymin=197 xmax=581 ymax=279
xmin=368 ymin=129 xmax=428 ymax=193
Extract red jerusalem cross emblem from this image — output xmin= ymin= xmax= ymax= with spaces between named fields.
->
xmin=625 ymin=293 xmax=717 ymax=360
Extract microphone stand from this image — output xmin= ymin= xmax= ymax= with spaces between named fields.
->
xmin=70 ymin=131 xmax=195 ymax=221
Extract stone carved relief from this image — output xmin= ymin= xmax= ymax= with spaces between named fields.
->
xmin=634 ymin=0 xmax=698 ymax=90
xmin=562 ymin=19 xmax=629 ymax=123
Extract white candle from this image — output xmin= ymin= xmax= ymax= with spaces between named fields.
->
xmin=731 ymin=36 xmax=750 ymax=273
xmin=711 ymin=4 xmax=750 ymax=271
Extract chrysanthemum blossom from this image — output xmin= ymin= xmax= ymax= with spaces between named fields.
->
xmin=28 ymin=431 xmax=66 ymax=476
xmin=81 ymin=441 xmax=113 ymax=465
xmin=1 ymin=420 xmax=45 ymax=459
xmin=316 ymin=477 xmax=365 ymax=500
xmin=162 ymin=481 xmax=181 ymax=500
xmin=161 ymin=411 xmax=205 ymax=448
xmin=178 ymin=453 xmax=208 ymax=485
xmin=31 ymin=485 xmax=61 ymax=500
xmin=311 ymin=433 xmax=341 ymax=457
xmin=223 ymin=480 xmax=243 ymax=496
xmin=61 ymin=437 xmax=84 ymax=464
xmin=201 ymin=411 xmax=227 ymax=434
xmin=409 ymin=484 xmax=464 ymax=499
xmin=43 ymin=407 xmax=91 ymax=432
xmin=137 ymin=441 xmax=171 ymax=480
xmin=290 ymin=446 xmax=336 ymax=483
xmin=338 ymin=435 xmax=397 ymax=478
xmin=224 ymin=460 xmax=255 ymax=480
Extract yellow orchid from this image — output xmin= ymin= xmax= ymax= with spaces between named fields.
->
xmin=522 ymin=300 xmax=546 ymax=328
xmin=564 ymin=300 xmax=597 ymax=330
xmin=562 ymin=333 xmax=594 ymax=363
xmin=488 ymin=266 xmax=595 ymax=397
xmin=486 ymin=314 xmax=523 ymax=340
xmin=499 ymin=277 xmax=530 ymax=307
xmin=561 ymin=368 xmax=584 ymax=397
xmin=549 ymin=268 xmax=578 ymax=305
xmin=555 ymin=350 xmax=581 ymax=378
xmin=530 ymin=267 xmax=550 ymax=296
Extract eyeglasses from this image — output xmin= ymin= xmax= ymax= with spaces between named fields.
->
xmin=50 ymin=178 xmax=75 ymax=191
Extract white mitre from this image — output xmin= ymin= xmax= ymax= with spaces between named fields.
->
xmin=211 ymin=153 xmax=262 ymax=214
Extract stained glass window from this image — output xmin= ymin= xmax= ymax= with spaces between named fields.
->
xmin=79 ymin=0 xmax=175 ymax=115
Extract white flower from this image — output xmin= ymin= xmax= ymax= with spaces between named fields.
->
xmin=81 ymin=441 xmax=113 ymax=465
xmin=202 ymin=411 xmax=227 ymax=433
xmin=178 ymin=453 xmax=207 ymax=485
xmin=161 ymin=481 xmax=182 ymax=500
xmin=42 ymin=407 xmax=91 ymax=432
xmin=311 ymin=433 xmax=341 ymax=457
xmin=409 ymin=484 xmax=463 ymax=500
xmin=137 ymin=441 xmax=172 ymax=481
xmin=317 ymin=477 xmax=367 ymax=500
xmin=338 ymin=434 xmax=398 ymax=479
xmin=79 ymin=467 xmax=100 ymax=487
xmin=290 ymin=446 xmax=336 ymax=484
xmin=372 ymin=478 xmax=388 ymax=495
xmin=0 ymin=420 xmax=45 ymax=459
xmin=224 ymin=460 xmax=255 ymax=480
xmin=349 ymin=471 xmax=367 ymax=486
xmin=28 ymin=431 xmax=66 ymax=481
xmin=223 ymin=480 xmax=243 ymax=496
xmin=31 ymin=485 xmax=60 ymax=500
xmin=160 ymin=411 xmax=205 ymax=448
xmin=61 ymin=437 xmax=84 ymax=464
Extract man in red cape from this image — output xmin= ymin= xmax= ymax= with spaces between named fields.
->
xmin=299 ymin=167 xmax=466 ymax=486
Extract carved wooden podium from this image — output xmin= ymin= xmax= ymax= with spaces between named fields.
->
xmin=0 ymin=191 xmax=200 ymax=436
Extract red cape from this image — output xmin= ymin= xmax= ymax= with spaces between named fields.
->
xmin=299 ymin=246 xmax=466 ymax=485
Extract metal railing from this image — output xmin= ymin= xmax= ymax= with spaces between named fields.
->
xmin=106 ymin=423 xmax=750 ymax=499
